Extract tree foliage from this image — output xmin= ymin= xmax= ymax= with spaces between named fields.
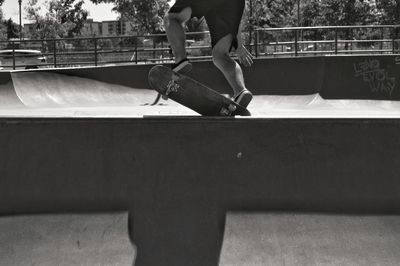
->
xmin=0 ymin=6 xmax=17 ymax=40
xmin=25 ymin=0 xmax=88 ymax=39
xmin=242 ymin=0 xmax=388 ymax=30
xmin=0 ymin=0 xmax=398 ymax=42
xmin=0 ymin=7 xmax=6 ymax=40
xmin=90 ymin=0 xmax=170 ymax=35
xmin=5 ymin=18 xmax=19 ymax=39
xmin=376 ymin=0 xmax=400 ymax=25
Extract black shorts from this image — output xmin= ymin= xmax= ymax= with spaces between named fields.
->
xmin=169 ymin=0 xmax=245 ymax=49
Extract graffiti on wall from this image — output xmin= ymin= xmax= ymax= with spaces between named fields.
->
xmin=353 ymin=59 xmax=396 ymax=96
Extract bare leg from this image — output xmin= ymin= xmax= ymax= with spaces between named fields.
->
xmin=212 ymin=34 xmax=247 ymax=96
xmin=164 ymin=8 xmax=192 ymax=63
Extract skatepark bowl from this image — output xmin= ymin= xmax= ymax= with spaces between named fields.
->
xmin=1 ymin=55 xmax=400 ymax=266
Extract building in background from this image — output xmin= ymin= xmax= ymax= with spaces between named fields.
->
xmin=22 ymin=23 xmax=35 ymax=37
xmin=81 ymin=19 xmax=102 ymax=36
xmin=101 ymin=20 xmax=134 ymax=36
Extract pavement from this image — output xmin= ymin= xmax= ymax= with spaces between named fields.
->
xmin=3 ymin=212 xmax=399 ymax=265
xmin=0 ymin=212 xmax=135 ymax=266
xmin=220 ymin=213 xmax=400 ymax=266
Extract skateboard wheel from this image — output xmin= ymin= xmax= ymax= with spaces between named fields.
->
xmin=220 ymin=108 xmax=231 ymax=116
xmin=228 ymin=104 xmax=237 ymax=112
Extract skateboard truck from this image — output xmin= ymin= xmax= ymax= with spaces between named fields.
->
xmin=220 ymin=103 xmax=237 ymax=116
xmin=161 ymin=80 xmax=180 ymax=100
xmin=165 ymin=79 xmax=180 ymax=96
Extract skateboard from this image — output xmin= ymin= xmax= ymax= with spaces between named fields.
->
xmin=148 ymin=65 xmax=251 ymax=116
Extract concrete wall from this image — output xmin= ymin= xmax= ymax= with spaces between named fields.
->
xmin=1 ymin=118 xmax=400 ymax=265
xmin=45 ymin=57 xmax=324 ymax=96
xmin=2 ymin=55 xmax=400 ymax=100
xmin=321 ymin=55 xmax=400 ymax=100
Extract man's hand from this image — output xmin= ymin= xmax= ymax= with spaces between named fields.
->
xmin=236 ymin=44 xmax=254 ymax=67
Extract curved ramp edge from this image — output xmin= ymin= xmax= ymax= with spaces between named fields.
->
xmin=11 ymin=71 xmax=157 ymax=107
xmin=0 ymin=75 xmax=24 ymax=107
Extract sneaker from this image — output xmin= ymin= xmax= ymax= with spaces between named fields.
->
xmin=234 ymin=89 xmax=253 ymax=108
xmin=172 ymin=58 xmax=192 ymax=74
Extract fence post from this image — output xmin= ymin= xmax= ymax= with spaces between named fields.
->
xmin=335 ymin=29 xmax=338 ymax=55
xmin=393 ymin=26 xmax=396 ymax=54
xmin=153 ymin=37 xmax=156 ymax=61
xmin=135 ymin=39 xmax=138 ymax=64
xmin=255 ymin=29 xmax=259 ymax=58
xmin=249 ymin=27 xmax=253 ymax=54
xmin=314 ymin=43 xmax=317 ymax=56
xmin=94 ymin=37 xmax=98 ymax=66
xmin=295 ymin=29 xmax=298 ymax=56
xmin=12 ymin=42 xmax=15 ymax=70
xmin=53 ymin=40 xmax=57 ymax=68
xmin=161 ymin=41 xmax=164 ymax=63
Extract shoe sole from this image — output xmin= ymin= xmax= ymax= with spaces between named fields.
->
xmin=236 ymin=92 xmax=253 ymax=108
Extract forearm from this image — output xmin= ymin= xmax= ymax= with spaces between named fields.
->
xmin=237 ymin=21 xmax=244 ymax=47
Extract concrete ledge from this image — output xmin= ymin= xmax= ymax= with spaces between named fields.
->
xmin=1 ymin=117 xmax=400 ymax=265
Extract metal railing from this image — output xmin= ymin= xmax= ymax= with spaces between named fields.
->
xmin=0 ymin=25 xmax=399 ymax=69
xmin=251 ymin=25 xmax=400 ymax=57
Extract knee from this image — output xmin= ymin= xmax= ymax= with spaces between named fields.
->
xmin=164 ymin=8 xmax=191 ymax=29
xmin=164 ymin=13 xmax=181 ymax=29
xmin=164 ymin=14 xmax=172 ymax=29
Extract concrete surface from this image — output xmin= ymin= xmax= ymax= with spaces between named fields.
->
xmin=0 ymin=212 xmax=134 ymax=266
xmin=220 ymin=213 xmax=400 ymax=266
xmin=1 ymin=93 xmax=400 ymax=118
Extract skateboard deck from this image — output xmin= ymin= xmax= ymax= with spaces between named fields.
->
xmin=148 ymin=65 xmax=251 ymax=116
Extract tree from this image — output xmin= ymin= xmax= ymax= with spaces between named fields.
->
xmin=376 ymin=0 xmax=400 ymax=24
xmin=25 ymin=0 xmax=88 ymax=39
xmin=244 ymin=0 xmax=296 ymax=30
xmin=376 ymin=0 xmax=400 ymax=39
xmin=90 ymin=0 xmax=170 ymax=35
xmin=302 ymin=0 xmax=324 ymax=27
xmin=319 ymin=0 xmax=377 ymax=26
xmin=241 ymin=0 xmax=297 ymax=50
xmin=4 ymin=18 xmax=19 ymax=39
xmin=0 ymin=7 xmax=7 ymax=40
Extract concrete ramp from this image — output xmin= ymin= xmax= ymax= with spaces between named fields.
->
xmin=220 ymin=213 xmax=400 ymax=266
xmin=11 ymin=71 xmax=157 ymax=107
xmin=0 ymin=212 xmax=134 ymax=266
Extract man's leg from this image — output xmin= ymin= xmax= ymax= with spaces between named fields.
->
xmin=164 ymin=8 xmax=192 ymax=64
xmin=212 ymin=34 xmax=252 ymax=106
